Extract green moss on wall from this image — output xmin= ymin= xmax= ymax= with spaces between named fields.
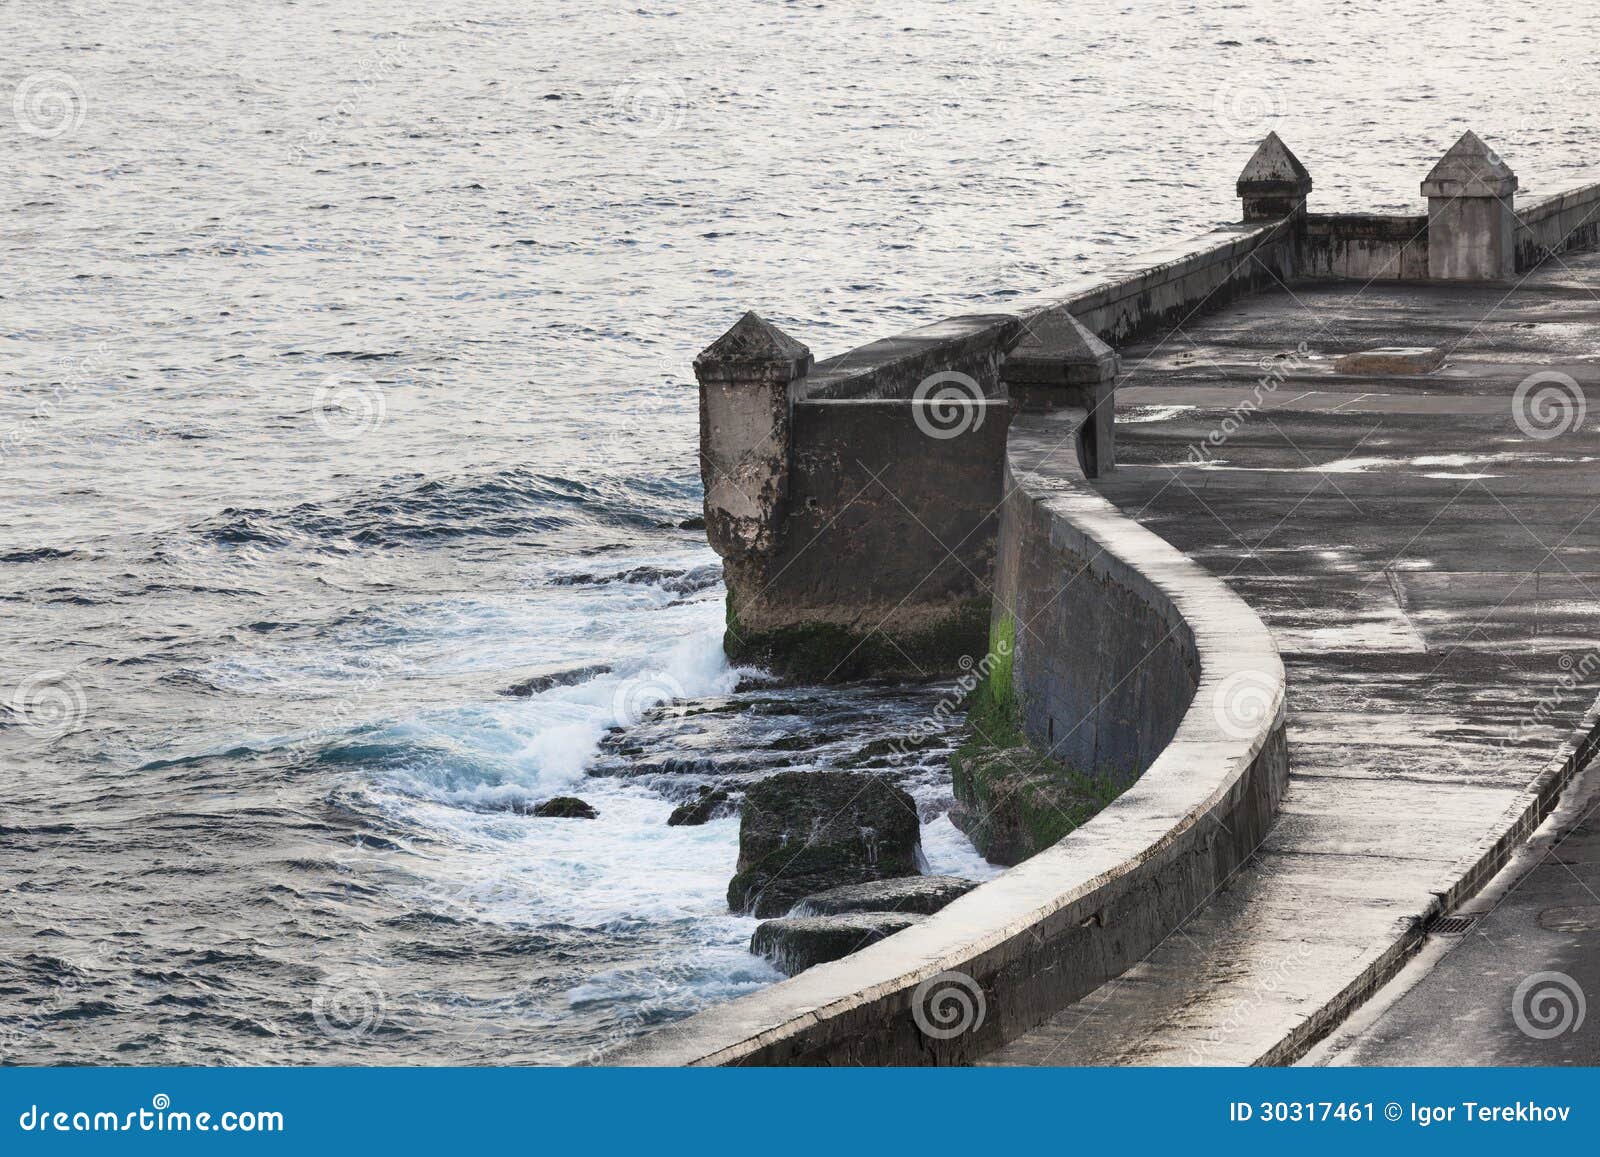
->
xmin=961 ymin=613 xmax=1019 ymax=744
xmin=723 ymin=595 xmax=990 ymax=683
xmin=951 ymin=613 xmax=1123 ymax=866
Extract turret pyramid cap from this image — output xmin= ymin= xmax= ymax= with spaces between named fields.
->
xmin=694 ymin=311 xmax=813 ymax=384
xmin=1004 ymin=310 xmax=1119 ymax=386
xmin=1421 ymin=130 xmax=1517 ymax=199
xmin=1236 ymin=132 xmax=1313 ymax=196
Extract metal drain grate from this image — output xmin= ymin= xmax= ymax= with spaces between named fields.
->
xmin=1431 ymin=914 xmax=1480 ymax=935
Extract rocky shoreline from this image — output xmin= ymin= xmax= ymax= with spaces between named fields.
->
xmin=493 ymin=660 xmax=1007 ymax=977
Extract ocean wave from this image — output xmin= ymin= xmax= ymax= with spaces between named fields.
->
xmin=185 ymin=468 xmax=698 ymax=551
xmin=550 ymin=562 xmax=721 ymax=596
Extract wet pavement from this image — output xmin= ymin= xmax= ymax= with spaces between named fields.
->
xmin=983 ymin=250 xmax=1600 ymax=1066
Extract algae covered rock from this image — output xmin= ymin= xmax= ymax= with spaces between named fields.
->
xmin=531 ymin=796 xmax=599 ymax=819
xmin=667 ymin=787 xmax=734 ymax=827
xmin=750 ymin=912 xmax=923 ymax=976
xmin=727 ymin=770 xmax=920 ymax=917
xmin=790 ymin=875 xmax=977 ymax=917
xmin=950 ymin=742 xmax=1116 ymax=866
xmin=498 ymin=664 xmax=612 ymax=697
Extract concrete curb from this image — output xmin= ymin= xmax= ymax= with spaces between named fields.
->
xmin=1261 ymin=687 xmax=1600 ymax=1066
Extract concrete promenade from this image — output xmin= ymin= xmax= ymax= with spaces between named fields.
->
xmin=985 ymin=251 xmax=1600 ymax=1065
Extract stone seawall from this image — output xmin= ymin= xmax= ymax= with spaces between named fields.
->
xmin=1298 ymin=213 xmax=1429 ymax=280
xmin=700 ymin=133 xmax=1598 ymax=684
xmin=606 ymin=409 xmax=1289 ymax=1066
xmin=723 ymin=395 xmax=1010 ymax=681
xmin=710 ymin=213 xmax=1298 ymax=682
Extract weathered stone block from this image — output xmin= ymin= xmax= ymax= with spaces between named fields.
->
xmin=750 ymin=912 xmax=923 ymax=976
xmin=1001 ymin=311 xmax=1119 ymax=475
xmin=1236 ymin=132 xmax=1312 ymax=222
xmin=694 ymin=312 xmax=812 ymax=559
xmin=719 ymin=398 xmax=1008 ymax=681
xmin=727 ymin=771 xmax=921 ymax=917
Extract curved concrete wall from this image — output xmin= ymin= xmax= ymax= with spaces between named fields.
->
xmin=606 ymin=409 xmax=1290 ymax=1066
xmin=996 ymin=416 xmax=1198 ymax=780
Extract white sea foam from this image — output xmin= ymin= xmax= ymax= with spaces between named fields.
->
xmin=920 ymin=813 xmax=1004 ymax=881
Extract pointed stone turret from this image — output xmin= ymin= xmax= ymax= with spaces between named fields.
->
xmin=1002 ymin=311 xmax=1120 ymax=475
xmin=693 ymin=312 xmax=811 ymax=559
xmin=1421 ymin=131 xmax=1518 ymax=281
xmin=694 ymin=311 xmax=813 ymax=384
xmin=1236 ymin=132 xmax=1313 ymax=222
xmin=1421 ymin=130 xmax=1517 ymax=200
